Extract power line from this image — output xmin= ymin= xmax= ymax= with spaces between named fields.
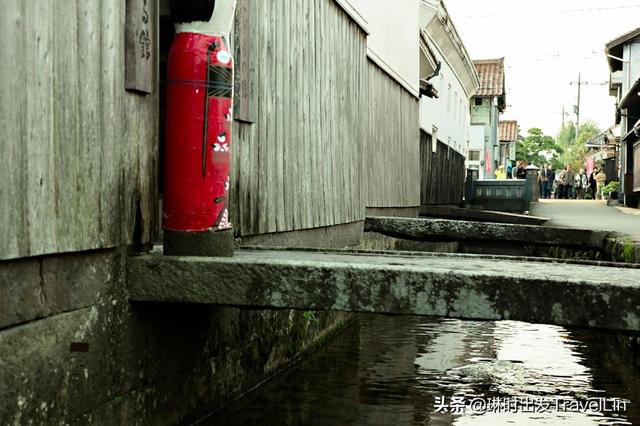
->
xmin=505 ymin=82 xmax=608 ymax=87
xmin=456 ymin=4 xmax=640 ymax=19
xmin=506 ymin=51 xmax=600 ymax=59
xmin=504 ymin=55 xmax=603 ymax=63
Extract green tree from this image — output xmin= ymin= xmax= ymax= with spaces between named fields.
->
xmin=563 ymin=121 xmax=601 ymax=171
xmin=557 ymin=122 xmax=576 ymax=151
xmin=516 ymin=128 xmax=563 ymax=168
xmin=576 ymin=121 xmax=601 ymax=145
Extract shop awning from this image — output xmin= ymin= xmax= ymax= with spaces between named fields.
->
xmin=621 ymin=118 xmax=640 ymax=142
xmin=619 ymin=79 xmax=640 ymax=110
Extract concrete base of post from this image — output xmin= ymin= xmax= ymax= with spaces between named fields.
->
xmin=163 ymin=228 xmax=235 ymax=257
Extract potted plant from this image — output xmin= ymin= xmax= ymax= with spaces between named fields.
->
xmin=602 ymin=181 xmax=620 ymax=200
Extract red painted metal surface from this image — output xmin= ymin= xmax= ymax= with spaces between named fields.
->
xmin=163 ymin=32 xmax=233 ymax=232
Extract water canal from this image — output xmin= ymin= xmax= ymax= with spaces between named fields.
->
xmin=205 ymin=315 xmax=639 ymax=425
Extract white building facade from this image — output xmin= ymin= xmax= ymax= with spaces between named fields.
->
xmin=347 ymin=0 xmax=420 ymax=95
xmin=418 ymin=0 xmax=479 ymax=158
xmin=606 ymin=27 xmax=640 ymax=205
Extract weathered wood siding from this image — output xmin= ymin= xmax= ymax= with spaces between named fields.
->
xmin=231 ymin=0 xmax=368 ymax=236
xmin=0 ymin=1 xmax=158 ymax=261
xmin=420 ymin=131 xmax=466 ymax=205
xmin=366 ymin=62 xmax=421 ymax=208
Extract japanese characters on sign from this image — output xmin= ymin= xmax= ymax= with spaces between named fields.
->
xmin=125 ymin=0 xmax=154 ymax=94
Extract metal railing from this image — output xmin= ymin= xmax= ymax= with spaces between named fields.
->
xmin=464 ymin=166 xmax=540 ymax=213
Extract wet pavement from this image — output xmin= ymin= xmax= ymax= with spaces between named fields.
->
xmin=207 ymin=315 xmax=638 ymax=425
xmin=531 ymin=200 xmax=640 ymax=241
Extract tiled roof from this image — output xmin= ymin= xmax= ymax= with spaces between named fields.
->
xmin=605 ymin=27 xmax=640 ymax=51
xmin=499 ymin=120 xmax=518 ymax=142
xmin=606 ymin=27 xmax=640 ymax=71
xmin=473 ymin=58 xmax=505 ymax=97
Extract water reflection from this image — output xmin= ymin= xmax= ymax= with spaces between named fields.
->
xmin=208 ymin=315 xmax=637 ymax=425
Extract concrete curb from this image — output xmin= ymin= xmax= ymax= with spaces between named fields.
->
xmin=364 ymin=216 xmax=611 ymax=249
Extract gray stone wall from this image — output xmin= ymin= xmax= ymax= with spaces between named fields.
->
xmin=0 ymin=249 xmax=354 ymax=424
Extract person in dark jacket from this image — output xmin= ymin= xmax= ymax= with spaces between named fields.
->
xmin=515 ymin=161 xmax=527 ymax=179
xmin=562 ymin=165 xmax=576 ymax=199
xmin=539 ymin=164 xmax=555 ymax=199
xmin=588 ymin=168 xmax=598 ymax=199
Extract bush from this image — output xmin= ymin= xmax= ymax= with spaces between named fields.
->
xmin=602 ymin=181 xmax=620 ymax=198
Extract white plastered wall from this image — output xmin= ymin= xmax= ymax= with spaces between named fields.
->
xmin=349 ymin=0 xmax=421 ymax=96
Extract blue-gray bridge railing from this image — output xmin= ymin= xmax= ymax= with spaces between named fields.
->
xmin=464 ymin=166 xmax=540 ymax=213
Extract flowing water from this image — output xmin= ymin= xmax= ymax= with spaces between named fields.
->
xmin=207 ymin=315 xmax=639 ymax=425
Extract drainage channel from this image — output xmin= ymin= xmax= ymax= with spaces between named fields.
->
xmin=203 ymin=315 xmax=639 ymax=425
xmin=194 ymin=218 xmax=640 ymax=426
xmin=193 ymin=217 xmax=640 ymax=425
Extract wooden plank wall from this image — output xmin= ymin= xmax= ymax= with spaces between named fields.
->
xmin=231 ymin=0 xmax=368 ymax=236
xmin=366 ymin=62 xmax=421 ymax=208
xmin=420 ymin=131 xmax=466 ymax=205
xmin=0 ymin=1 xmax=158 ymax=261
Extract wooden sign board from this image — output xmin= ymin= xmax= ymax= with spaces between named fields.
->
xmin=125 ymin=0 xmax=155 ymax=94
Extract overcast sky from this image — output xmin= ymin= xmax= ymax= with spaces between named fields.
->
xmin=444 ymin=0 xmax=640 ymax=137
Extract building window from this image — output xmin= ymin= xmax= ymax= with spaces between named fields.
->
xmin=468 ymin=150 xmax=480 ymax=161
xmin=474 ymin=97 xmax=483 ymax=106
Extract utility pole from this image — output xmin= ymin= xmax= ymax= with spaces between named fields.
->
xmin=576 ymin=72 xmax=581 ymax=140
xmin=569 ymin=73 xmax=587 ymax=142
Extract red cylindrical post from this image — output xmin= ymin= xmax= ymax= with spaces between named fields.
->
xmin=163 ymin=32 xmax=234 ymax=256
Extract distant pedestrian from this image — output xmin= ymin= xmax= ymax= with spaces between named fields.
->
xmin=515 ymin=161 xmax=527 ymax=179
xmin=552 ymin=177 xmax=560 ymax=199
xmin=574 ymin=168 xmax=588 ymax=199
xmin=588 ymin=168 xmax=598 ymax=199
xmin=595 ymin=169 xmax=607 ymax=200
xmin=539 ymin=164 xmax=554 ymax=199
xmin=511 ymin=161 xmax=520 ymax=178
xmin=496 ymin=165 xmax=507 ymax=180
xmin=557 ymin=167 xmax=566 ymax=199
xmin=562 ymin=165 xmax=575 ymax=199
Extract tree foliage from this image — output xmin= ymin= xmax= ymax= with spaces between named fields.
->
xmin=576 ymin=121 xmax=601 ymax=145
xmin=557 ymin=122 xmax=576 ymax=150
xmin=516 ymin=128 xmax=564 ymax=168
xmin=560 ymin=121 xmax=601 ymax=171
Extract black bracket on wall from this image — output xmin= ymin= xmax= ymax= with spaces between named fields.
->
xmin=168 ymin=0 xmax=216 ymax=23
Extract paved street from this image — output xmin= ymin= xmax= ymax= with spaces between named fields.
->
xmin=531 ymin=199 xmax=640 ymax=241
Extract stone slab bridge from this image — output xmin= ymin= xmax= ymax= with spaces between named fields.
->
xmin=128 ymin=247 xmax=640 ymax=333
